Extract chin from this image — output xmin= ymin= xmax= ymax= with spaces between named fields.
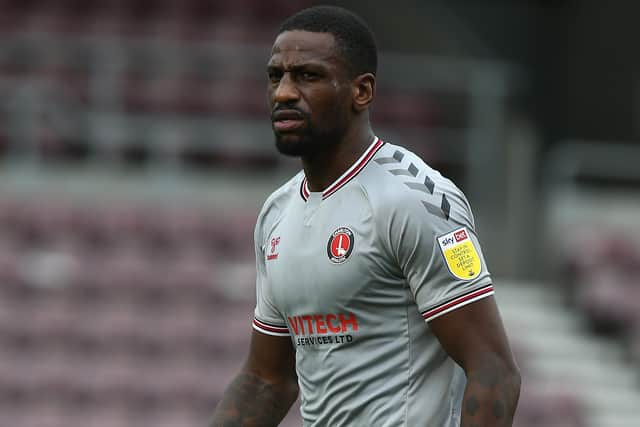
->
xmin=274 ymin=133 xmax=312 ymax=157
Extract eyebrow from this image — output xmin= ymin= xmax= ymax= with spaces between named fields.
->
xmin=266 ymin=60 xmax=331 ymax=72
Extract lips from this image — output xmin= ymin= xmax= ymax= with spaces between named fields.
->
xmin=272 ymin=109 xmax=305 ymax=132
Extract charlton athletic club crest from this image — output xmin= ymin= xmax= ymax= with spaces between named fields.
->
xmin=327 ymin=227 xmax=355 ymax=264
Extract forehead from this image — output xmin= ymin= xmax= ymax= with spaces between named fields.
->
xmin=269 ymin=30 xmax=340 ymax=68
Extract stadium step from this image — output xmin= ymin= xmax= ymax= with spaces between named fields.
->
xmin=497 ymin=279 xmax=640 ymax=427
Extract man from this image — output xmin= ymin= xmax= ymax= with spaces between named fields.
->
xmin=211 ymin=5 xmax=520 ymax=427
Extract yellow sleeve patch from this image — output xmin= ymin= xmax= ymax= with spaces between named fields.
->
xmin=437 ymin=227 xmax=481 ymax=280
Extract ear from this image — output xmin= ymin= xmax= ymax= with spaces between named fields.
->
xmin=352 ymin=73 xmax=375 ymax=113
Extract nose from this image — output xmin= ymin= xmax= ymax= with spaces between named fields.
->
xmin=273 ymin=73 xmax=300 ymax=104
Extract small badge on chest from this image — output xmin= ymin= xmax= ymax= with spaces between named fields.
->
xmin=327 ymin=227 xmax=354 ymax=264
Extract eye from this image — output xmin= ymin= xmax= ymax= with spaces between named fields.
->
xmin=267 ymin=69 xmax=282 ymax=83
xmin=300 ymin=71 xmax=318 ymax=81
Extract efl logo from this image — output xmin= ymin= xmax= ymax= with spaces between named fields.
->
xmin=327 ymin=227 xmax=354 ymax=264
xmin=454 ymin=229 xmax=468 ymax=242
xmin=436 ymin=227 xmax=481 ymax=281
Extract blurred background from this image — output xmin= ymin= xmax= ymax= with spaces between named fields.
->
xmin=0 ymin=0 xmax=639 ymax=426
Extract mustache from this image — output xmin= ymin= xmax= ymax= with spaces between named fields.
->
xmin=271 ymin=104 xmax=309 ymax=120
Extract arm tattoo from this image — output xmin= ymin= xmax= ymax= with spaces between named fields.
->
xmin=461 ymin=354 xmax=520 ymax=426
xmin=209 ymin=371 xmax=298 ymax=427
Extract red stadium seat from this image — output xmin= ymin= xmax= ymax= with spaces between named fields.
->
xmin=514 ymin=385 xmax=586 ymax=427
xmin=577 ymin=268 xmax=640 ymax=335
xmin=372 ymin=90 xmax=437 ymax=128
xmin=0 ymin=244 xmax=21 ymax=286
xmin=165 ymin=248 xmax=217 ymax=291
xmin=0 ymin=0 xmax=33 ymax=35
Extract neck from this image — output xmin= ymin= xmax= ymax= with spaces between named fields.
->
xmin=302 ymin=124 xmax=375 ymax=193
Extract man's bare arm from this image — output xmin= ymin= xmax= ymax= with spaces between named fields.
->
xmin=430 ymin=294 xmax=521 ymax=426
xmin=210 ymin=330 xmax=298 ymax=427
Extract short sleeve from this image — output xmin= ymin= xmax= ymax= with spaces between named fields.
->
xmin=252 ymin=214 xmax=290 ymax=337
xmin=384 ymin=186 xmax=494 ymax=323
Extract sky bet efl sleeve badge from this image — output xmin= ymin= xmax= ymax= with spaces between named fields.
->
xmin=437 ymin=227 xmax=482 ymax=280
xmin=327 ymin=227 xmax=354 ymax=264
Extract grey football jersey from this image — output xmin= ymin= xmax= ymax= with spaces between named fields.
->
xmin=252 ymin=138 xmax=494 ymax=427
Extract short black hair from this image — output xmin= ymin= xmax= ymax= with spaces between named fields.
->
xmin=278 ymin=5 xmax=378 ymax=77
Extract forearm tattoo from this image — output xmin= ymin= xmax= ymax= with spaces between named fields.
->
xmin=461 ymin=354 xmax=520 ymax=427
xmin=209 ymin=371 xmax=297 ymax=427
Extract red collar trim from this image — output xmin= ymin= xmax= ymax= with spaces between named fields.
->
xmin=300 ymin=137 xmax=384 ymax=201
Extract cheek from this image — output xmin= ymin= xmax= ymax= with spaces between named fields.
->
xmin=266 ymin=90 xmax=274 ymax=110
xmin=312 ymin=92 xmax=351 ymax=121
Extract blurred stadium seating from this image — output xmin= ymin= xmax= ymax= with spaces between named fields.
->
xmin=1 ymin=2 xmax=640 ymax=427
xmin=0 ymin=194 xmax=258 ymax=427
xmin=540 ymin=141 xmax=640 ymax=427
xmin=0 ymin=0 xmax=496 ymax=179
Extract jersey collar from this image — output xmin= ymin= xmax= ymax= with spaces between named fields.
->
xmin=300 ymin=136 xmax=385 ymax=202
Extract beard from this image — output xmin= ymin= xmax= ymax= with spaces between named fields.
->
xmin=272 ymin=110 xmax=350 ymax=158
xmin=273 ymin=126 xmax=342 ymax=157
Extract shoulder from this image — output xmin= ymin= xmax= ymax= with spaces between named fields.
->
xmin=360 ymin=141 xmax=475 ymax=229
xmin=255 ymin=171 xmax=304 ymax=239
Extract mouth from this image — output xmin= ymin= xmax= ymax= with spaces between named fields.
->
xmin=272 ymin=109 xmax=306 ymax=132
xmin=273 ymin=119 xmax=305 ymax=132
